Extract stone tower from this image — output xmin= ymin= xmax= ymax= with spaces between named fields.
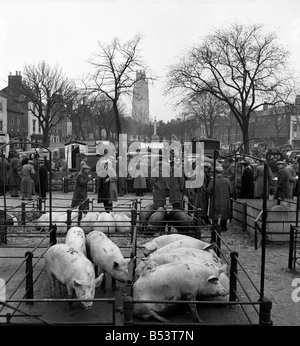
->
xmin=132 ymin=70 xmax=149 ymax=124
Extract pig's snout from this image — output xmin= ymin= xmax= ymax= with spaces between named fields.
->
xmin=82 ymin=302 xmax=93 ymax=309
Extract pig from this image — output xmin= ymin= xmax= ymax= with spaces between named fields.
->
xmin=79 ymin=212 xmax=100 ymax=233
xmin=168 ymin=247 xmax=225 ymax=268
xmin=44 ymin=243 xmax=103 ymax=310
xmin=111 ymin=212 xmax=132 ymax=233
xmin=143 ymin=237 xmax=215 ymax=257
xmin=142 ymin=233 xmax=200 ymax=255
xmin=95 ymin=212 xmax=116 ymax=234
xmin=133 ymin=261 xmax=228 ymax=323
xmin=139 ymin=203 xmax=157 ymax=231
xmin=86 ymin=230 xmax=130 ymax=291
xmin=35 ymin=210 xmax=79 ymax=233
xmin=147 ymin=207 xmax=168 ymax=232
xmin=134 ymin=252 xmax=227 ymax=281
xmin=200 ymin=272 xmax=230 ymax=302
xmin=167 ymin=209 xmax=195 ymax=232
xmin=65 ymin=226 xmax=87 ymax=256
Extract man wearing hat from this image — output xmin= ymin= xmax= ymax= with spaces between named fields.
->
xmin=38 ymin=159 xmax=48 ymax=200
xmin=240 ymin=159 xmax=254 ymax=198
xmin=274 ymin=160 xmax=290 ymax=200
xmin=71 ymin=162 xmax=92 ymax=208
xmin=207 ymin=165 xmax=231 ymax=232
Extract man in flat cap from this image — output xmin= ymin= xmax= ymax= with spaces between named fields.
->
xmin=274 ymin=160 xmax=290 ymax=200
xmin=71 ymin=162 xmax=92 ymax=208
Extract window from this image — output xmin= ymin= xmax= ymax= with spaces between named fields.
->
xmin=0 ymin=102 xmax=2 ymax=112
xmin=11 ymin=118 xmax=14 ymax=125
xmin=38 ymin=125 xmax=41 ymax=134
xmin=32 ymin=119 xmax=36 ymax=133
xmin=0 ymin=120 xmax=2 ymax=132
xmin=19 ymin=95 xmax=25 ymax=102
xmin=17 ymin=119 xmax=20 ymax=126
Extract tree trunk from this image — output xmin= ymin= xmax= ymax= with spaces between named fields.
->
xmin=242 ymin=123 xmax=250 ymax=154
xmin=42 ymin=127 xmax=50 ymax=148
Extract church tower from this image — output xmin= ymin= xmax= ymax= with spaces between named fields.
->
xmin=132 ymin=70 xmax=149 ymax=124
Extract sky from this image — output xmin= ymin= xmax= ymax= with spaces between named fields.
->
xmin=0 ymin=0 xmax=300 ymax=123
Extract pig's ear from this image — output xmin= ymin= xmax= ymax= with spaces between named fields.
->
xmin=74 ymin=279 xmax=84 ymax=287
xmin=218 ymin=264 xmax=227 ymax=275
xmin=95 ymin=273 xmax=104 ymax=287
xmin=203 ymin=242 xmax=216 ymax=251
xmin=125 ymin=258 xmax=131 ymax=264
xmin=141 ymin=257 xmax=149 ymax=262
xmin=113 ymin=261 xmax=119 ymax=269
xmin=207 ymin=275 xmax=218 ymax=283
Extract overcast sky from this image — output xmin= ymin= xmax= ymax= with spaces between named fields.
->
xmin=0 ymin=0 xmax=299 ymax=122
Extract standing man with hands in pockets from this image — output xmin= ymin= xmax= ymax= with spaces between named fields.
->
xmin=71 ymin=162 xmax=92 ymax=208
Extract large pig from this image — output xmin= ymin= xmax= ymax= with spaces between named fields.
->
xmin=133 ymin=261 xmax=228 ymax=323
xmin=65 ymin=226 xmax=87 ymax=256
xmin=86 ymin=230 xmax=130 ymax=290
xmin=168 ymin=247 xmax=225 ymax=268
xmin=139 ymin=203 xmax=157 ymax=231
xmin=147 ymin=207 xmax=168 ymax=232
xmin=143 ymin=237 xmax=215 ymax=257
xmin=142 ymin=233 xmax=200 ymax=255
xmin=35 ymin=210 xmax=79 ymax=233
xmin=167 ymin=209 xmax=195 ymax=232
xmin=111 ymin=212 xmax=132 ymax=233
xmin=95 ymin=212 xmax=116 ymax=234
xmin=134 ymin=252 xmax=227 ymax=281
xmin=79 ymin=212 xmax=100 ymax=233
xmin=44 ymin=243 xmax=103 ymax=310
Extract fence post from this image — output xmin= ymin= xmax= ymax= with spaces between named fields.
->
xmin=66 ymin=208 xmax=72 ymax=230
xmin=242 ymin=202 xmax=247 ymax=232
xmin=211 ymin=224 xmax=216 ymax=244
xmin=49 ymin=224 xmax=57 ymax=246
xmin=21 ymin=202 xmax=26 ymax=226
xmin=123 ymin=295 xmax=134 ymax=326
xmin=259 ymin=297 xmax=273 ymax=325
xmin=194 ymin=208 xmax=202 ymax=238
xmin=131 ymin=207 xmax=137 ymax=244
xmin=229 ymin=251 xmax=239 ymax=301
xmin=0 ymin=210 xmax=7 ymax=245
xmin=37 ymin=197 xmax=42 ymax=212
xmin=25 ymin=251 xmax=34 ymax=304
xmin=288 ymin=225 xmax=295 ymax=270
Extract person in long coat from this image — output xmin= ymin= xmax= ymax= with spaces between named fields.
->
xmin=150 ymin=159 xmax=169 ymax=208
xmin=168 ymin=159 xmax=185 ymax=209
xmin=254 ymin=159 xmax=273 ymax=198
xmin=20 ymin=157 xmax=35 ymax=200
xmin=207 ymin=166 xmax=231 ymax=232
xmin=226 ymin=158 xmax=236 ymax=198
xmin=39 ymin=159 xmax=48 ymax=200
xmin=71 ymin=163 xmax=92 ymax=208
xmin=240 ymin=160 xmax=254 ymax=198
xmin=274 ymin=161 xmax=290 ymax=200
xmin=97 ymin=160 xmax=118 ymax=212
xmin=0 ymin=154 xmax=9 ymax=195
xmin=130 ymin=158 xmax=147 ymax=197
xmin=9 ymin=153 xmax=21 ymax=197
xmin=285 ymin=159 xmax=297 ymax=199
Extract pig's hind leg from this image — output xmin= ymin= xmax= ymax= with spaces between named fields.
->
xmin=149 ymin=309 xmax=170 ymax=323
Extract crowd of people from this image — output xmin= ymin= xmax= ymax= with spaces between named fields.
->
xmin=0 ymin=151 xmax=49 ymax=201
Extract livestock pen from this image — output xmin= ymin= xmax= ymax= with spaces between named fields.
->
xmin=0 ymin=193 xmax=273 ymax=326
xmin=121 ymin=196 xmax=273 ymax=326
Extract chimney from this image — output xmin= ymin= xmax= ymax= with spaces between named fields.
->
xmin=8 ymin=71 xmax=22 ymax=89
xmin=263 ymin=103 xmax=268 ymax=110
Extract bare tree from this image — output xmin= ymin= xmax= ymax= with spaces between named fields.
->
xmin=86 ymin=35 xmax=147 ymax=140
xmin=22 ymin=61 xmax=77 ymax=147
xmin=185 ymin=93 xmax=228 ymax=138
xmin=165 ymin=23 xmax=297 ymax=153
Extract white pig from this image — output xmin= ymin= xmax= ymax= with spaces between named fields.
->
xmin=133 ymin=261 xmax=228 ymax=323
xmin=65 ymin=226 xmax=87 ymax=256
xmin=168 ymin=247 xmax=225 ymax=268
xmin=143 ymin=237 xmax=215 ymax=257
xmin=79 ymin=212 xmax=100 ymax=233
xmin=111 ymin=212 xmax=132 ymax=233
xmin=134 ymin=252 xmax=227 ymax=281
xmin=95 ymin=212 xmax=116 ymax=233
xmin=86 ymin=230 xmax=130 ymax=290
xmin=142 ymin=233 xmax=199 ymax=255
xmin=44 ymin=243 xmax=103 ymax=310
